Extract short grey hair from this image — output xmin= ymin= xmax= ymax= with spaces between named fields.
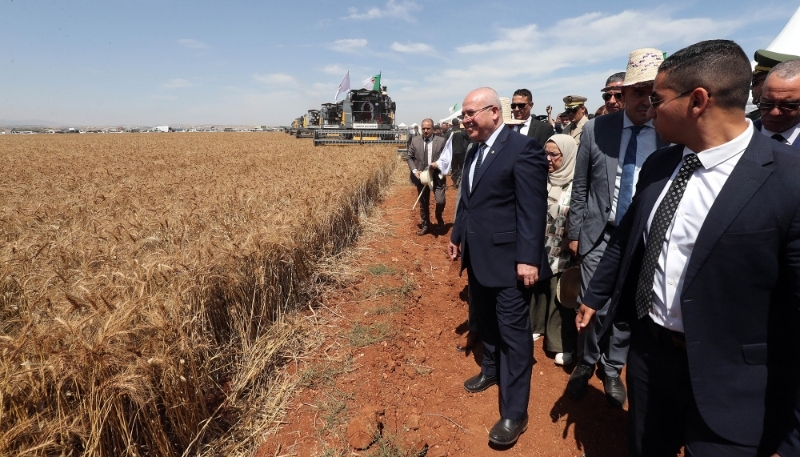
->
xmin=768 ymin=59 xmax=800 ymax=80
xmin=606 ymin=72 xmax=626 ymax=86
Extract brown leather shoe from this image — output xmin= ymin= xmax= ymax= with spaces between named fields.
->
xmin=456 ymin=332 xmax=479 ymax=352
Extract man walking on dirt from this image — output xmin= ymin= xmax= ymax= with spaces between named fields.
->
xmin=407 ymin=118 xmax=447 ymax=235
xmin=448 ymin=87 xmax=549 ymax=446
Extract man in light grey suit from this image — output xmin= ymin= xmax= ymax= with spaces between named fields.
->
xmin=407 ymin=118 xmax=447 ymax=235
xmin=566 ymin=52 xmax=670 ymax=408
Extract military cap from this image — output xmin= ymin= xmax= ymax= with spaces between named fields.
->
xmin=563 ymin=95 xmax=587 ymax=110
xmin=753 ymin=49 xmax=800 ymax=75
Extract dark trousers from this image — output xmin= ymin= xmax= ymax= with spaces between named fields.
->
xmin=627 ymin=318 xmax=760 ymax=457
xmin=468 ymin=268 xmax=533 ymax=421
xmin=578 ymin=227 xmax=630 ymax=377
xmin=414 ymin=176 xmax=446 ymax=227
xmin=451 ymin=153 xmax=465 ymax=188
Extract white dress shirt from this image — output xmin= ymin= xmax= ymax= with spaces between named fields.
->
xmin=425 ymin=137 xmax=434 ymax=165
xmin=646 ymin=120 xmax=753 ymax=332
xmin=518 ymin=115 xmax=533 ymax=136
xmin=609 ymin=114 xmax=658 ymax=224
xmin=761 ymin=123 xmax=800 ymax=145
xmin=468 ymin=123 xmax=504 ymax=192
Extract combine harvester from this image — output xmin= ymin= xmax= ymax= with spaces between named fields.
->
xmin=295 ymin=110 xmax=321 ymax=138
xmin=313 ymin=88 xmax=406 ymax=146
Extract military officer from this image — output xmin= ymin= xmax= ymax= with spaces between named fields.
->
xmin=563 ymin=95 xmax=589 ymax=145
xmin=748 ymin=49 xmax=800 ymax=120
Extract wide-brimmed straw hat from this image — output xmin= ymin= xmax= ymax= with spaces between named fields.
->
xmin=556 ymin=266 xmax=581 ymax=309
xmin=419 ymin=169 xmax=434 ymax=189
xmin=622 ymin=48 xmax=665 ymax=87
xmin=500 ymin=97 xmax=525 ymax=125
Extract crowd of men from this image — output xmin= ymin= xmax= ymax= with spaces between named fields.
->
xmin=405 ymin=39 xmax=800 ymax=455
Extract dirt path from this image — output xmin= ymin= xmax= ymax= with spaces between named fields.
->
xmin=257 ymin=166 xmax=627 ymax=457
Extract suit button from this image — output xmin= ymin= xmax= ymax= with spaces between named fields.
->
xmin=605 ymin=207 xmax=610 ymax=213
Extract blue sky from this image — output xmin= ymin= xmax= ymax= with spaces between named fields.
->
xmin=1 ymin=0 xmax=798 ymax=127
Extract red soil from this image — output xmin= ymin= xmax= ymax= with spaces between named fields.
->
xmin=256 ymin=175 xmax=628 ymax=457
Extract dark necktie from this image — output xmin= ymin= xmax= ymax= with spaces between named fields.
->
xmin=616 ymin=125 xmax=645 ymax=225
xmin=634 ymin=153 xmax=703 ymax=319
xmin=474 ymin=143 xmax=487 ymax=172
xmin=772 ymin=133 xmax=787 ymax=144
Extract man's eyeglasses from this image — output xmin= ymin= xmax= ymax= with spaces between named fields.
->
xmin=462 ymin=105 xmax=495 ymax=120
xmin=758 ymin=100 xmax=800 ymax=112
xmin=649 ymin=89 xmax=698 ymax=109
xmin=602 ymin=92 xmax=622 ymax=102
xmin=510 ymin=103 xmax=531 ymax=109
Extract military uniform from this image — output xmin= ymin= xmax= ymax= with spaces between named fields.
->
xmin=748 ymin=49 xmax=800 ymax=120
xmin=563 ymin=95 xmax=589 ymax=145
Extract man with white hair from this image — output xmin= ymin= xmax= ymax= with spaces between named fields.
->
xmin=448 ymin=87 xmax=549 ymax=446
xmin=755 ymin=59 xmax=800 ymax=148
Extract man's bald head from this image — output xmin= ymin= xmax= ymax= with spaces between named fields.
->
xmin=761 ymin=60 xmax=800 ymax=133
xmin=462 ymin=87 xmax=502 ymax=142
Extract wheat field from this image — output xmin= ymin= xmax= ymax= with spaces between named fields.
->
xmin=0 ymin=132 xmax=398 ymax=456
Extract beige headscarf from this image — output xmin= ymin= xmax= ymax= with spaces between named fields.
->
xmin=546 ymin=134 xmax=578 ymax=218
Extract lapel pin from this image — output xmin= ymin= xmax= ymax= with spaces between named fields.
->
xmin=491 ymin=150 xmax=495 ymax=154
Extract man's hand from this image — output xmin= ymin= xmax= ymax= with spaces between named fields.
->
xmin=546 ymin=105 xmax=553 ymax=116
xmin=517 ymin=263 xmax=539 ymax=288
xmin=576 ymin=304 xmax=596 ymax=333
xmin=568 ymin=240 xmax=579 ymax=260
xmin=430 ymin=162 xmax=439 ymax=170
xmin=447 ymin=241 xmax=460 ymax=261
xmin=414 ymin=170 xmax=421 ymax=180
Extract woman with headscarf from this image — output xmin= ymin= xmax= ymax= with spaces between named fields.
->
xmin=529 ymin=134 xmax=579 ymax=366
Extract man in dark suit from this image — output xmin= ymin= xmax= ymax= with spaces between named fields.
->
xmin=754 ymin=59 xmax=800 ymax=149
xmin=406 ymin=118 xmax=447 ymax=235
xmin=577 ymin=39 xmax=800 ymax=456
xmin=511 ymin=88 xmax=555 ymax=146
xmin=566 ymin=48 xmax=669 ymax=408
xmin=448 ymin=118 xmax=470 ymax=189
xmin=447 ymin=87 xmax=549 ymax=446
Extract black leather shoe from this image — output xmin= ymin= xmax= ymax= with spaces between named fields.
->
xmin=567 ymin=363 xmax=594 ymax=400
xmin=416 ymin=226 xmax=429 ymax=236
xmin=488 ymin=416 xmax=528 ymax=446
xmin=464 ymin=372 xmax=497 ymax=393
xmin=603 ymin=375 xmax=627 ymax=408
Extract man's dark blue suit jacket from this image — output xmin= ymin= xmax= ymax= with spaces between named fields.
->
xmin=584 ymin=130 xmax=800 ymax=454
xmin=451 ymin=125 xmax=551 ymax=287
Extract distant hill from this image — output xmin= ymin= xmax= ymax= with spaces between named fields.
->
xmin=0 ymin=119 xmax=68 ymax=127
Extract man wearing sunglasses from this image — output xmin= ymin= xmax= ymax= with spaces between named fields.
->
xmin=448 ymin=87 xmax=549 ymax=447
xmin=602 ymin=72 xmax=626 ymax=114
xmin=748 ymin=49 xmax=800 ymax=121
xmin=566 ymin=48 xmax=669 ymax=409
xmin=510 ymin=88 xmax=554 ymax=148
xmin=577 ymin=39 xmax=800 ymax=457
xmin=562 ymin=95 xmax=589 ymax=145
xmin=755 ymin=59 xmax=800 ymax=149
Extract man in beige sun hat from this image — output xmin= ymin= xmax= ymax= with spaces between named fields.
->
xmin=562 ymin=95 xmax=588 ymax=145
xmin=566 ymin=47 xmax=670 ymax=409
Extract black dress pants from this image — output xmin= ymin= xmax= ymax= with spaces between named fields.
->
xmin=468 ymin=267 xmax=533 ymax=421
xmin=627 ymin=318 xmax=761 ymax=457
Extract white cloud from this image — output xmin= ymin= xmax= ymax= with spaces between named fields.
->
xmin=346 ymin=0 xmax=421 ymax=22
xmin=177 ymin=38 xmax=209 ymax=50
xmin=252 ymin=73 xmax=299 ymax=86
xmin=329 ymin=38 xmax=368 ymax=53
xmin=391 ymin=42 xmax=435 ymax=54
xmin=162 ymin=78 xmax=194 ymax=89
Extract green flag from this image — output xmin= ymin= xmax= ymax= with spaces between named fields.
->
xmin=362 ymin=73 xmax=381 ymax=91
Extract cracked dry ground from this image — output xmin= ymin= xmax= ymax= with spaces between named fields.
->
xmin=256 ymin=166 xmax=627 ymax=457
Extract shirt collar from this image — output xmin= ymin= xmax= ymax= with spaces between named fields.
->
xmin=622 ymin=112 xmax=654 ymax=130
xmin=685 ymin=119 xmax=753 ymax=170
xmin=762 ymin=122 xmax=800 ymax=144
xmin=484 ymin=123 xmax=505 ymax=150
